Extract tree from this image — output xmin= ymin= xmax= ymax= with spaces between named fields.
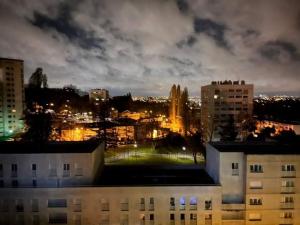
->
xmin=259 ymin=126 xmax=275 ymax=141
xmin=276 ymin=129 xmax=297 ymax=143
xmin=23 ymin=108 xmax=53 ymax=143
xmin=219 ymin=115 xmax=238 ymax=141
xmin=28 ymin=68 xmax=48 ymax=89
xmin=188 ymin=131 xmax=206 ymax=164
xmin=241 ymin=116 xmax=257 ymax=140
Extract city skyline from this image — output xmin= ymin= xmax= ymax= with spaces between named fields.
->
xmin=1 ymin=0 xmax=300 ymax=96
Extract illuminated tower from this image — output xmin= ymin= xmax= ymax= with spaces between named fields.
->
xmin=0 ymin=58 xmax=24 ymax=137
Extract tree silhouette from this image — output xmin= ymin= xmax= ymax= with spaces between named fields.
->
xmin=28 ymin=68 xmax=48 ymax=89
xmin=219 ymin=115 xmax=238 ymax=141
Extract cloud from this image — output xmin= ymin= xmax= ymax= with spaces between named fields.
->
xmin=0 ymin=0 xmax=300 ymax=96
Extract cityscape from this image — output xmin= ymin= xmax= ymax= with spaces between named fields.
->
xmin=1 ymin=1 xmax=300 ymax=225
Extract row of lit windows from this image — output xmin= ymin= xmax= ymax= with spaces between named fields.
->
xmin=249 ymin=164 xmax=296 ymax=174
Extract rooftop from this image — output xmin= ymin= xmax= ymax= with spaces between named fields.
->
xmin=0 ymin=57 xmax=24 ymax=62
xmin=97 ymin=165 xmax=216 ymax=186
xmin=0 ymin=141 xmax=100 ymax=154
xmin=210 ymin=142 xmax=300 ymax=154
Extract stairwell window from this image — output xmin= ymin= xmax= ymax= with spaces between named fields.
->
xmin=232 ymin=163 xmax=239 ymax=176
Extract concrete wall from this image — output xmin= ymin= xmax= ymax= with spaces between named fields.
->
xmin=206 ymin=144 xmax=220 ymax=185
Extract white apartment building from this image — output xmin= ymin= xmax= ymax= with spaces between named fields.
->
xmin=0 ymin=140 xmax=299 ymax=225
xmin=201 ymin=80 xmax=253 ymax=141
xmin=0 ymin=58 xmax=25 ymax=137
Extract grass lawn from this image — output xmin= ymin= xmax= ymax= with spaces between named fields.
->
xmin=109 ymin=154 xmax=196 ymax=165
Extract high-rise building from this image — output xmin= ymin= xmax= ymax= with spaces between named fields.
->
xmin=0 ymin=58 xmax=24 ymax=137
xmin=169 ymin=84 xmax=189 ymax=135
xmin=201 ymin=80 xmax=253 ymax=141
xmin=89 ymin=89 xmax=109 ymax=106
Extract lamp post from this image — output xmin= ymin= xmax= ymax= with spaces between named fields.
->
xmin=134 ymin=142 xmax=138 ymax=160
xmin=182 ymin=146 xmax=186 ymax=159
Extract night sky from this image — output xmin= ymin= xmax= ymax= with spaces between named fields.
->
xmin=1 ymin=0 xmax=300 ymax=96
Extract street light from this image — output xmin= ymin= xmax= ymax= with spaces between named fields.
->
xmin=134 ymin=142 xmax=138 ymax=160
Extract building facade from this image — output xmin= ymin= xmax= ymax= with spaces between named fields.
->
xmin=0 ymin=58 xmax=24 ymax=137
xmin=201 ymin=80 xmax=253 ymax=141
xmin=89 ymin=89 xmax=109 ymax=106
xmin=0 ymin=141 xmax=299 ymax=225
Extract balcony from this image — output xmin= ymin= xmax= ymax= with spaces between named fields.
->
xmin=101 ymin=203 xmax=109 ymax=211
xmin=179 ymin=204 xmax=185 ymax=210
xmin=49 ymin=169 xmax=57 ymax=177
xmin=170 ymin=205 xmax=175 ymax=211
xmin=205 ymin=219 xmax=212 ymax=225
xmin=232 ymin=169 xmax=239 ymax=176
xmin=189 ymin=204 xmax=197 ymax=210
xmin=140 ymin=203 xmax=145 ymax=211
xmin=11 ymin=171 xmax=17 ymax=178
xmin=222 ymin=212 xmax=245 ymax=220
xmin=75 ymin=168 xmax=83 ymax=176
xmin=280 ymin=203 xmax=294 ymax=209
xmin=279 ymin=218 xmax=293 ymax=225
xmin=63 ymin=170 xmax=70 ymax=177
xmin=120 ymin=203 xmax=128 ymax=211
xmin=281 ymin=171 xmax=296 ymax=178
xmin=73 ymin=204 xmax=82 ymax=212
xmin=280 ymin=186 xmax=295 ymax=194
xmin=149 ymin=203 xmax=154 ymax=211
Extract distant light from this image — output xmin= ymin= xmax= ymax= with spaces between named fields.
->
xmin=50 ymin=103 xmax=54 ymax=106
xmin=182 ymin=146 xmax=186 ymax=151
xmin=8 ymin=129 xmax=13 ymax=134
xmin=134 ymin=143 xmax=138 ymax=148
xmin=11 ymin=109 xmax=16 ymax=113
xmin=214 ymin=95 xmax=218 ymax=99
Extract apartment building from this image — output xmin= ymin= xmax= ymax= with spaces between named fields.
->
xmin=0 ymin=58 xmax=25 ymax=137
xmin=206 ymin=142 xmax=300 ymax=225
xmin=0 ymin=141 xmax=299 ymax=225
xmin=89 ymin=89 xmax=109 ymax=106
xmin=201 ymin=80 xmax=253 ymax=141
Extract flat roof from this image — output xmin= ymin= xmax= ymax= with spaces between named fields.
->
xmin=97 ymin=165 xmax=216 ymax=186
xmin=0 ymin=57 xmax=24 ymax=62
xmin=0 ymin=141 xmax=100 ymax=154
xmin=210 ymin=142 xmax=300 ymax=154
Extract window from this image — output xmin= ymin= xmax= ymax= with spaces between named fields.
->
xmin=12 ymin=180 xmax=18 ymax=187
xmin=32 ymin=179 xmax=37 ymax=187
xmin=149 ymin=197 xmax=154 ymax=211
xmin=73 ymin=199 xmax=82 ymax=212
xmin=250 ymin=164 xmax=263 ymax=173
xmin=120 ymin=199 xmax=128 ymax=211
xmin=15 ymin=199 xmax=24 ymax=212
xmin=140 ymin=198 xmax=145 ymax=211
xmin=232 ymin=163 xmax=239 ymax=176
xmin=190 ymin=213 xmax=197 ymax=222
xmin=48 ymin=199 xmax=67 ymax=208
xmin=282 ymin=164 xmax=295 ymax=171
xmin=170 ymin=197 xmax=175 ymax=210
xmin=0 ymin=164 xmax=2 ymax=177
xmin=282 ymin=180 xmax=294 ymax=187
xmin=205 ymin=200 xmax=212 ymax=210
xmin=32 ymin=164 xmax=37 ymax=177
xmin=48 ymin=213 xmax=67 ymax=224
xmin=100 ymin=199 xmax=109 ymax=211
xmin=249 ymin=198 xmax=262 ymax=205
xmin=140 ymin=214 xmax=145 ymax=225
xmin=11 ymin=164 xmax=17 ymax=177
xmin=179 ymin=197 xmax=185 ymax=210
xmin=280 ymin=212 xmax=293 ymax=219
xmin=0 ymin=180 xmax=3 ymax=187
xmin=281 ymin=196 xmax=294 ymax=203
xmin=149 ymin=214 xmax=154 ymax=221
xmin=170 ymin=214 xmax=175 ymax=221
xmin=32 ymin=215 xmax=40 ymax=225
xmin=31 ymin=199 xmax=39 ymax=212
xmin=249 ymin=181 xmax=263 ymax=189
xmin=180 ymin=214 xmax=185 ymax=221
xmin=189 ymin=197 xmax=197 ymax=210
xmin=63 ymin=164 xmax=70 ymax=177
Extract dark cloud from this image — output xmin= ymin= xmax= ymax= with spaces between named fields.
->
xmin=260 ymin=41 xmax=299 ymax=62
xmin=30 ymin=8 xmax=105 ymax=50
xmin=194 ymin=18 xmax=229 ymax=48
